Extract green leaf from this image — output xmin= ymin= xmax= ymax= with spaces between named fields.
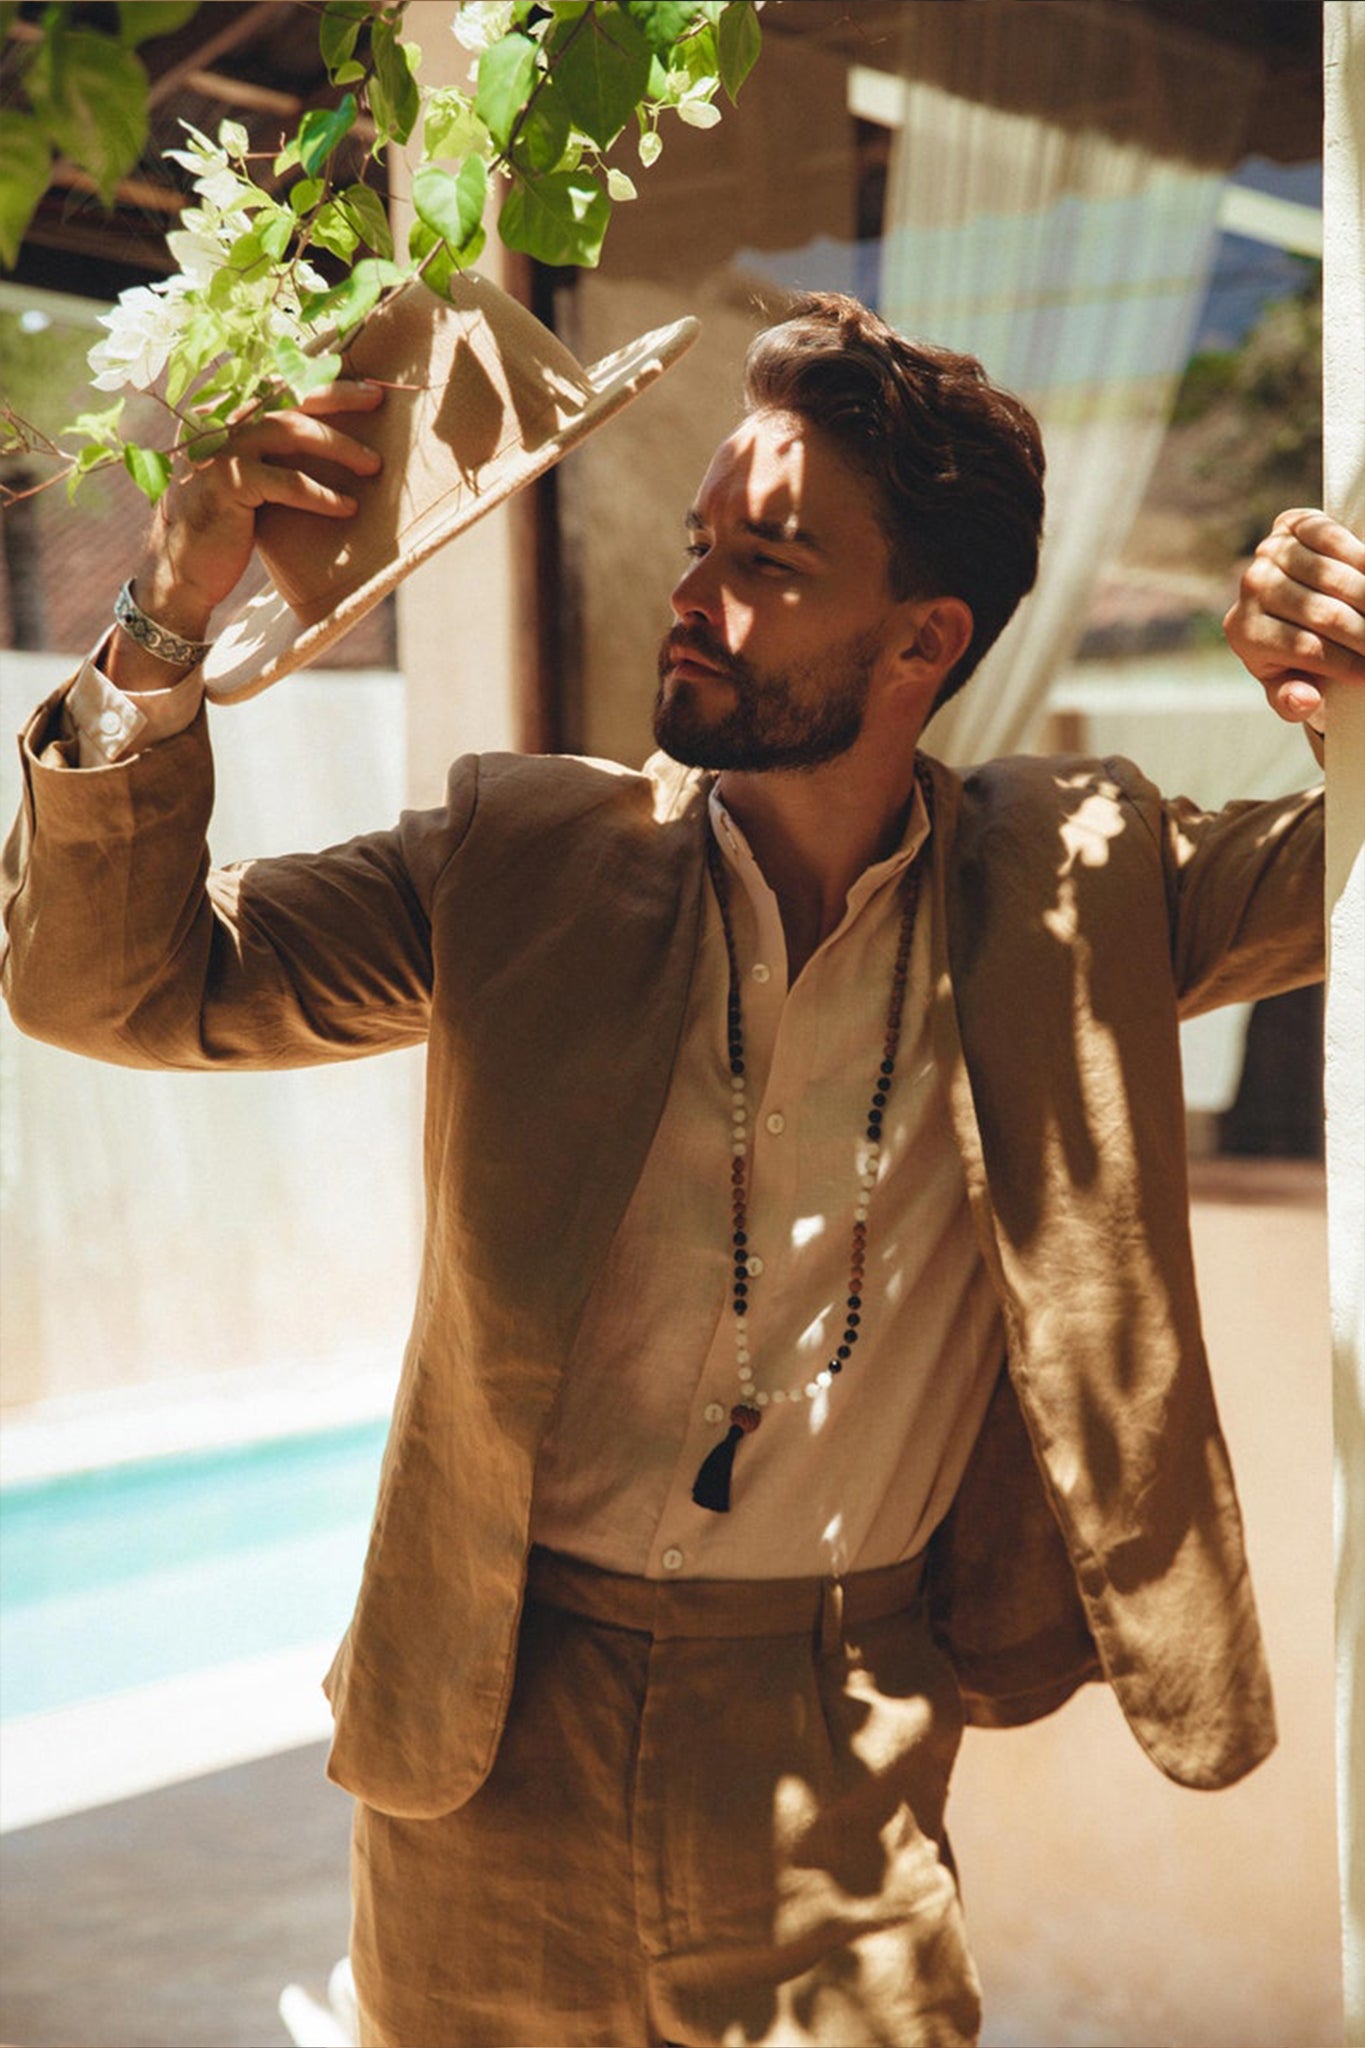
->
xmin=335 ymin=180 xmax=394 ymax=259
xmin=621 ymin=1 xmax=701 ymax=53
xmin=422 ymin=89 xmax=489 ymax=162
xmin=25 ymin=29 xmax=148 ymax=205
xmin=117 ymin=3 xmax=198 ymax=47
xmin=259 ymin=208 xmax=294 ymax=260
xmin=289 ymin=176 xmax=326 ymax=216
xmin=309 ymin=200 xmax=360 ymax=261
xmin=333 ymin=60 xmax=366 ymax=85
xmin=408 ymin=218 xmax=455 ymax=299
xmin=295 ymin=94 xmax=357 ymax=177
xmin=369 ymin=15 xmax=420 ymax=146
xmin=0 ymin=114 xmax=51 ymax=270
xmin=71 ymin=398 xmax=126 ymax=445
xmin=666 ymin=19 xmax=717 ymax=91
xmin=319 ymin=1 xmax=369 ymax=78
xmin=473 ymin=30 xmax=538 ymax=152
xmin=499 ymin=168 xmax=609 ymax=267
xmin=716 ymin=0 xmax=760 ymax=102
xmin=549 ymin=5 xmax=651 ymax=148
xmin=301 ymin=256 xmax=404 ymax=335
xmin=412 ymin=158 xmax=487 ymax=255
xmin=273 ymin=335 xmax=345 ymax=400
xmin=123 ymin=444 xmax=172 ymax=503
xmin=509 ymin=77 xmax=571 ymax=175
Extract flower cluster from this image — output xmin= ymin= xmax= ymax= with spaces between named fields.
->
xmin=4 ymin=3 xmax=762 ymax=505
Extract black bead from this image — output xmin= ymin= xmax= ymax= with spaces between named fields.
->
xmin=848 ymin=1294 xmax=861 ymax=1310
xmin=735 ymin=1300 xmax=748 ymax=1316
xmin=872 ymin=1091 xmax=887 ymax=1108
xmin=830 ymin=1360 xmax=843 ymax=1374
xmin=733 ymin=1230 xmax=747 ymax=1247
xmin=837 ymin=1344 xmax=851 ymax=1359
xmin=880 ymin=1059 xmax=894 ymax=1076
xmin=847 ymin=1311 xmax=861 ymax=1327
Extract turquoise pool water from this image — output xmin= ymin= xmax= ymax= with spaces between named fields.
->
xmin=0 ymin=1419 xmax=387 ymax=1720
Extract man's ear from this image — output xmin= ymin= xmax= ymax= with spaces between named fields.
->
xmin=891 ymin=596 xmax=975 ymax=691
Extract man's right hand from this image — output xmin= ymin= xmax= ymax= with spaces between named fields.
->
xmin=105 ymin=379 xmax=385 ymax=696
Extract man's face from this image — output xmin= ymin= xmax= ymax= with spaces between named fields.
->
xmin=653 ymin=410 xmax=902 ymax=772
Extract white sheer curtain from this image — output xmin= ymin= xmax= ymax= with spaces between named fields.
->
xmin=878 ymin=0 xmax=1257 ymax=765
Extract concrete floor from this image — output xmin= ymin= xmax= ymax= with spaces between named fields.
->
xmin=0 ymin=1159 xmax=1343 ymax=2048
xmin=1 ymin=1743 xmax=351 ymax=2048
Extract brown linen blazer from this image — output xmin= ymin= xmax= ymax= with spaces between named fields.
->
xmin=1 ymin=692 xmax=1326 ymax=1810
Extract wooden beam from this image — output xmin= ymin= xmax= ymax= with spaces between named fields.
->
xmin=182 ymin=68 xmax=303 ymax=117
xmin=45 ymin=163 xmax=186 ymax=216
xmin=144 ymin=1 xmax=296 ymax=108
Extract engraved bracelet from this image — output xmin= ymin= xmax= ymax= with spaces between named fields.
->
xmin=113 ymin=580 xmax=213 ymax=668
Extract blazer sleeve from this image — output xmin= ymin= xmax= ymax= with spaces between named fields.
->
xmin=1 ymin=686 xmax=478 ymax=1071
xmin=1125 ymin=761 xmax=1326 ymax=1019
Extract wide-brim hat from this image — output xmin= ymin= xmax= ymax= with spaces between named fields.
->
xmin=200 ymin=271 xmax=698 ymax=703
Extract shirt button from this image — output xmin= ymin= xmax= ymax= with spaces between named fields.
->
xmin=746 ymin=1255 xmax=764 ymax=1277
xmin=662 ymin=1547 xmax=685 ymax=1572
xmin=751 ymin=962 xmax=771 ymax=983
xmin=765 ymin=1111 xmax=786 ymax=1136
xmin=98 ymin=709 xmax=125 ymax=738
xmin=704 ymin=1401 xmax=725 ymax=1424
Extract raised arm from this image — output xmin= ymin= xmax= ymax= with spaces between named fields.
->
xmin=0 ymin=383 xmax=476 ymax=1071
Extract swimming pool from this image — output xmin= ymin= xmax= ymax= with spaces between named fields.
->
xmin=1 ymin=1418 xmax=386 ymax=1724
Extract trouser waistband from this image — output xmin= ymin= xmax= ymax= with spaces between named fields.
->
xmin=525 ymin=1543 xmax=927 ymax=1651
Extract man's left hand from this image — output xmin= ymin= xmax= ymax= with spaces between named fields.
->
xmin=1223 ymin=507 xmax=1365 ymax=727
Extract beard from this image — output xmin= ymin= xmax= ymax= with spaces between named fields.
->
xmin=652 ymin=623 xmax=880 ymax=772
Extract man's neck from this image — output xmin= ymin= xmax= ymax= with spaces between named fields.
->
xmin=717 ymin=747 xmax=921 ymax=982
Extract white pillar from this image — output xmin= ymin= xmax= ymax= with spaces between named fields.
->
xmin=1323 ymin=8 xmax=1365 ymax=2041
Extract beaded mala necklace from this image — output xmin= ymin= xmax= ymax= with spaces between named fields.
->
xmin=691 ymin=772 xmax=930 ymax=1515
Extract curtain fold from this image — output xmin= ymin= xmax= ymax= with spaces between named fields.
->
xmin=879 ymin=1 xmax=1258 ymax=765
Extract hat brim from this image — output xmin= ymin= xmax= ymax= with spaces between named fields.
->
xmin=200 ymin=291 xmax=698 ymax=705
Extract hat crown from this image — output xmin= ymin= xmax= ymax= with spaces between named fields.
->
xmin=256 ymin=274 xmax=597 ymax=621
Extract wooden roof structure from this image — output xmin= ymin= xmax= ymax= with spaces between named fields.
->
xmin=2 ymin=0 xmax=1325 ymax=306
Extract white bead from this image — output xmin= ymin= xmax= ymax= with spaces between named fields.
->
xmin=816 ymin=1369 xmax=832 ymax=1388
xmin=733 ymin=1141 xmax=746 ymax=1157
xmin=804 ymin=1381 xmax=819 ymax=1398
xmin=772 ymin=1389 xmax=787 ymax=1404
xmin=754 ymin=1390 xmax=770 ymax=1407
xmin=854 ymin=1203 xmax=869 ymax=1223
xmin=788 ymin=1387 xmax=804 ymax=1401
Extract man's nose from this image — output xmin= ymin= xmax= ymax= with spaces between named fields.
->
xmin=670 ymin=552 xmax=721 ymax=624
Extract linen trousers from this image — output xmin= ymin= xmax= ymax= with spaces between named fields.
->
xmin=351 ymin=1545 xmax=982 ymax=2048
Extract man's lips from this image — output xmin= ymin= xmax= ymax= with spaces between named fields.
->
xmin=665 ymin=643 xmax=733 ymax=679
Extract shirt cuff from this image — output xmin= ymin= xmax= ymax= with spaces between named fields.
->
xmin=67 ymin=641 xmax=205 ymax=768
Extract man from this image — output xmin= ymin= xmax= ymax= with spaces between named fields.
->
xmin=4 ymin=292 xmax=1363 ymax=2048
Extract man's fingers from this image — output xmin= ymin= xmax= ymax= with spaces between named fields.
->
xmin=1270 ymin=506 xmax=1365 ymax=576
xmin=220 ymin=408 xmax=385 ymax=481
xmin=294 ymin=378 xmax=386 ymax=419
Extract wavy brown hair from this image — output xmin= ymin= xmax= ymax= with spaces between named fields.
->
xmin=744 ymin=293 xmax=1045 ymax=710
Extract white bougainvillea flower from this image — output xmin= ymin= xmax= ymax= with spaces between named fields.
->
xmin=163 ymin=225 xmax=226 ymax=288
xmin=165 ymin=121 xmax=254 ymax=212
xmin=87 ymin=283 xmax=190 ymax=393
xmin=606 ymin=168 xmax=637 ymax=202
xmin=676 ymin=93 xmax=722 ymax=130
xmin=452 ymin=2 xmax=516 ymax=54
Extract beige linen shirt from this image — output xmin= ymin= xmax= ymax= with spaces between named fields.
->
xmin=534 ymin=783 xmax=1002 ymax=1578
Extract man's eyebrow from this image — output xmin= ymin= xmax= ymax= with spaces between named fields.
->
xmin=684 ymin=507 xmax=826 ymax=556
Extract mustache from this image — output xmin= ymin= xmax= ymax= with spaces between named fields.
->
xmin=658 ymin=628 xmax=744 ymax=680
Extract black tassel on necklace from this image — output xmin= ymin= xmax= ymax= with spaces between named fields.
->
xmin=691 ymin=1404 xmax=761 ymax=1512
